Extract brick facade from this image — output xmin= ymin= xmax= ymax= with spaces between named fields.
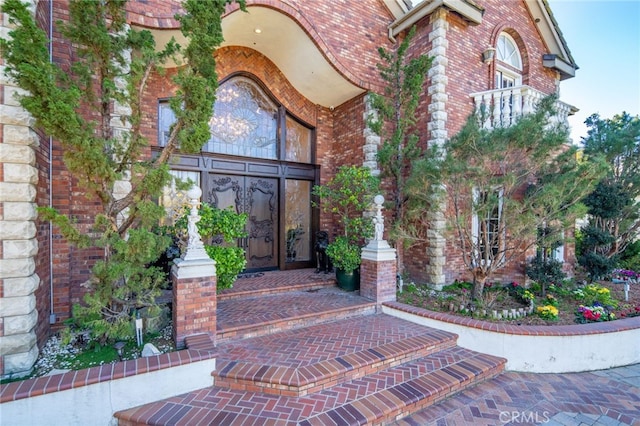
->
xmin=0 ymin=0 xmax=575 ymax=377
xmin=360 ymin=255 xmax=397 ymax=304
xmin=172 ymin=273 xmax=217 ymax=350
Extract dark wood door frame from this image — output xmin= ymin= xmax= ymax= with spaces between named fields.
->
xmin=157 ymin=149 xmax=320 ymax=271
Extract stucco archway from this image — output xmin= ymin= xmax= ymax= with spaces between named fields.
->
xmin=148 ymin=5 xmax=365 ymax=109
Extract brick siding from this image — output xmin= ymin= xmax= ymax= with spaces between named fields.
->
xmin=4 ymin=0 xmax=569 ymax=375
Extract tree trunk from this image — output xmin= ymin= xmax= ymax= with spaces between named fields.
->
xmin=395 ymin=236 xmax=404 ymax=279
xmin=472 ymin=272 xmax=487 ymax=301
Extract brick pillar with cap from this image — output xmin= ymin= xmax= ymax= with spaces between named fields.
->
xmin=171 ymin=186 xmax=217 ymax=349
xmin=359 ymin=195 xmax=397 ymax=304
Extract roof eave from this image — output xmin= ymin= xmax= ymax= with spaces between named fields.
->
xmin=389 ymin=0 xmax=484 ymax=39
xmin=525 ymin=0 xmax=578 ymax=79
xmin=543 ymin=54 xmax=576 ymax=80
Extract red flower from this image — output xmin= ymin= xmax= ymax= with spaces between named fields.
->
xmin=582 ymin=309 xmax=601 ymax=321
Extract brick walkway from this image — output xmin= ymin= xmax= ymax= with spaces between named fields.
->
xmin=115 ymin=314 xmax=505 ymax=425
xmin=217 ymin=287 xmax=376 ymax=342
xmin=116 ymin=269 xmax=639 ymax=425
xmin=396 ymin=364 xmax=640 ymax=426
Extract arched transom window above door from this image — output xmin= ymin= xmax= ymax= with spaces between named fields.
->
xmin=208 ymin=76 xmax=278 ymax=159
xmin=158 ymin=75 xmax=314 ymax=163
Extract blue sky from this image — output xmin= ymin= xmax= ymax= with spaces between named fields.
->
xmin=548 ymin=0 xmax=640 ymax=143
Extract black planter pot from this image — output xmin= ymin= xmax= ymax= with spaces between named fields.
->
xmin=335 ymin=268 xmax=360 ymax=291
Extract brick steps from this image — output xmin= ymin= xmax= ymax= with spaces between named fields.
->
xmin=114 ymin=272 xmax=507 ymax=425
xmin=300 ymin=347 xmax=505 ymax=426
xmin=216 ymin=289 xmax=377 ymax=343
xmin=114 ymin=344 xmax=504 ymax=426
xmin=115 ymin=314 xmax=506 ymax=425
xmin=213 ymin=323 xmax=458 ymax=397
xmin=218 ymin=270 xmax=337 ymax=301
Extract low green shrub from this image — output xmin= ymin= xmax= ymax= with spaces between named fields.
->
xmin=175 ymin=203 xmax=248 ymax=290
xmin=204 ymin=245 xmax=246 ymax=290
xmin=442 ymin=281 xmax=473 ymax=292
xmin=573 ymin=283 xmax=618 ymax=309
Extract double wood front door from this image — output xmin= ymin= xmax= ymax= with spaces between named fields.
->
xmin=207 ymin=173 xmax=279 ymax=270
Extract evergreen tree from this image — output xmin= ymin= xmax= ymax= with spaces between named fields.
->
xmin=580 ymin=112 xmax=640 ymax=267
xmin=367 ymin=26 xmax=432 ymax=274
xmin=0 ymin=0 xmax=245 ymax=341
xmin=407 ymin=96 xmax=607 ymax=299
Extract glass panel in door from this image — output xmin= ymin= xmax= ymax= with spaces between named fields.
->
xmin=285 ymin=180 xmax=311 ymax=263
xmin=160 ymin=170 xmax=200 ymax=226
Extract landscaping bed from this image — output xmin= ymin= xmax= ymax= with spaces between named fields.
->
xmin=1 ymin=325 xmax=175 ymax=384
xmin=398 ymin=278 xmax=640 ymax=326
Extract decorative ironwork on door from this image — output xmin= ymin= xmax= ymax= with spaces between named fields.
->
xmin=208 ymin=174 xmax=278 ymax=270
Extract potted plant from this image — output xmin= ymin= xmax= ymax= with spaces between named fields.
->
xmin=312 ymin=165 xmax=379 ymax=290
xmin=325 ymin=236 xmax=361 ymax=290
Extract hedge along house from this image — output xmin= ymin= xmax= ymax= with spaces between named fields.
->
xmin=0 ymin=0 xmax=577 ymax=378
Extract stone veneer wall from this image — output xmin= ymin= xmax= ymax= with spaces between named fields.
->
xmin=362 ymin=94 xmax=381 ymax=176
xmin=0 ymin=0 xmax=41 ymax=378
xmin=423 ymin=8 xmax=449 ymax=288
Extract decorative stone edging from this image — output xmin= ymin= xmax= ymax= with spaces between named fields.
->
xmin=383 ymin=301 xmax=640 ymax=373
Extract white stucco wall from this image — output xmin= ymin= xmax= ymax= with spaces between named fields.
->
xmin=384 ymin=304 xmax=640 ymax=373
xmin=1 ymin=358 xmax=216 ymax=426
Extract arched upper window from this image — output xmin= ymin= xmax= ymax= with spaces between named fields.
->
xmin=495 ymin=33 xmax=523 ymax=90
xmin=158 ymin=75 xmax=314 ymax=163
xmin=208 ymin=76 xmax=278 ymax=159
xmin=496 ymin=33 xmax=522 ymax=71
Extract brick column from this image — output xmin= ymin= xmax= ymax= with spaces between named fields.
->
xmin=171 ymin=186 xmax=216 ymax=350
xmin=360 ymin=241 xmax=397 ymax=304
xmin=360 ymin=194 xmax=396 ymax=304
xmin=171 ymin=257 xmax=217 ymax=350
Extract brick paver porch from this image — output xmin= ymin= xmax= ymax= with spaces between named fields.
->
xmin=114 ymin=269 xmax=639 ymax=425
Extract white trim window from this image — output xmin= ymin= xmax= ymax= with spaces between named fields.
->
xmin=495 ymin=33 xmax=523 ymax=126
xmin=552 ymin=231 xmax=565 ymax=262
xmin=496 ymin=33 xmax=522 ymax=72
xmin=158 ymin=101 xmax=176 ymax=147
xmin=536 ymin=225 xmax=565 ymax=263
xmin=472 ymin=187 xmax=504 ymax=265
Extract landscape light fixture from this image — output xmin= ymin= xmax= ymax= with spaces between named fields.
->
xmin=135 ymin=311 xmax=143 ymax=347
xmin=114 ymin=341 xmax=126 ymax=361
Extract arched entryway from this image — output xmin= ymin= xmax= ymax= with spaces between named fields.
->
xmin=151 ymin=4 xmax=369 ymax=272
xmin=159 ymin=75 xmax=318 ymax=271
